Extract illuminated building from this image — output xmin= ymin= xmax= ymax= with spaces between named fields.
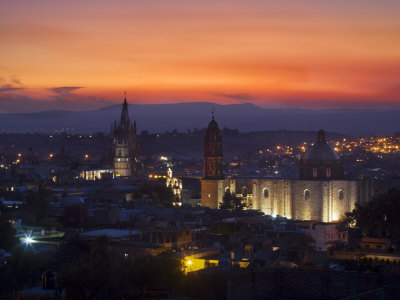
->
xmin=201 ymin=114 xmax=225 ymax=208
xmin=166 ymin=168 xmax=182 ymax=204
xmin=80 ymin=168 xmax=114 ymax=180
xmin=112 ymin=96 xmax=139 ymax=177
xmin=201 ymin=127 xmax=374 ymax=221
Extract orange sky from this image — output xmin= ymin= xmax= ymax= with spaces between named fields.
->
xmin=1 ymin=0 xmax=400 ymax=111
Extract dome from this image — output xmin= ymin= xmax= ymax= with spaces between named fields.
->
xmin=207 ymin=117 xmax=219 ymax=130
xmin=24 ymin=147 xmax=39 ymax=159
xmin=302 ymin=130 xmax=339 ymax=161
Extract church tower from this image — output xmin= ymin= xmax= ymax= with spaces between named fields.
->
xmin=112 ymin=95 xmax=139 ymax=177
xmin=203 ymin=114 xmax=224 ymax=179
xmin=201 ymin=114 xmax=224 ymax=208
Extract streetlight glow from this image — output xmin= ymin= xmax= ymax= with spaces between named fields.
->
xmin=24 ymin=236 xmax=34 ymax=244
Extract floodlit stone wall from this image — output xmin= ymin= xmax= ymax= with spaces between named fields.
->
xmin=202 ymin=177 xmax=370 ymax=221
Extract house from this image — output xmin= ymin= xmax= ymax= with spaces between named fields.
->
xmin=298 ymin=221 xmax=348 ymax=251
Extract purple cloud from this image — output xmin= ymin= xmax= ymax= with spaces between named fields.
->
xmin=214 ymin=92 xmax=255 ymax=102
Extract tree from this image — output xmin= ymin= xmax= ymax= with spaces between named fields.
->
xmin=219 ymin=191 xmax=246 ymax=212
xmin=345 ymin=189 xmax=400 ymax=239
xmin=57 ymin=238 xmax=184 ymax=300
xmin=25 ymin=184 xmax=49 ymax=225
xmin=0 ymin=219 xmax=19 ymax=251
xmin=139 ymin=183 xmax=175 ymax=207
xmin=58 ymin=236 xmax=113 ymax=300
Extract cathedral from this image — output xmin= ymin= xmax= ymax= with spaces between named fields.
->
xmin=111 ymin=96 xmax=139 ymax=177
xmin=201 ymin=116 xmax=374 ymax=222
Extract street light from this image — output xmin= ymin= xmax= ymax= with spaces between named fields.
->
xmin=23 ymin=235 xmax=34 ymax=245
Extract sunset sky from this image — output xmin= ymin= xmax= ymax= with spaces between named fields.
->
xmin=1 ymin=0 xmax=400 ymax=112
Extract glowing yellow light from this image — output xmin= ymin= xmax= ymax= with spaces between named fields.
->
xmin=84 ymin=154 xmax=89 ymax=159
xmin=187 ymin=260 xmax=192 ymax=266
xmin=18 ymin=153 xmax=21 ymax=157
xmin=49 ymin=153 xmax=53 ymax=158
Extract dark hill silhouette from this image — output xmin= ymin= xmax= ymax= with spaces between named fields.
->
xmin=0 ymin=102 xmax=398 ymax=135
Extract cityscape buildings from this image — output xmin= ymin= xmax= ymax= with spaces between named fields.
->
xmin=201 ymin=116 xmax=374 ymax=221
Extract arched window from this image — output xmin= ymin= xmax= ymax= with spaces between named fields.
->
xmin=242 ymin=186 xmax=248 ymax=197
xmin=313 ymin=168 xmax=318 ymax=178
xmin=338 ymin=189 xmax=344 ymax=201
xmin=304 ymin=189 xmax=311 ymax=201
xmin=326 ymin=168 xmax=331 ymax=178
xmin=263 ymin=188 xmax=269 ymax=199
xmin=225 ymin=187 xmax=230 ymax=194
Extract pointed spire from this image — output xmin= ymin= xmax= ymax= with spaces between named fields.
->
xmin=120 ymin=92 xmax=130 ymax=126
xmin=212 ymin=106 xmax=215 ymax=121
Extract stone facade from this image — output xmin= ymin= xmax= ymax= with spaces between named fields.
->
xmin=201 ymin=127 xmax=374 ymax=221
xmin=209 ymin=177 xmax=372 ymax=222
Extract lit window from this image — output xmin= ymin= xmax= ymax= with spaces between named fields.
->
xmin=263 ymin=188 xmax=269 ymax=199
xmin=304 ymin=189 xmax=311 ymax=201
xmin=326 ymin=168 xmax=331 ymax=177
xmin=242 ymin=186 xmax=248 ymax=197
xmin=338 ymin=189 xmax=344 ymax=201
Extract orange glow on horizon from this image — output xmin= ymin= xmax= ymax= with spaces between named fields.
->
xmin=0 ymin=0 xmax=399 ymax=111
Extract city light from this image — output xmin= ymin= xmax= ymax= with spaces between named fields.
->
xmin=23 ymin=235 xmax=34 ymax=245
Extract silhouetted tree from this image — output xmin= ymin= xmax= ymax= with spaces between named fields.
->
xmin=219 ymin=191 xmax=246 ymax=212
xmin=0 ymin=219 xmax=19 ymax=251
xmin=345 ymin=189 xmax=400 ymax=238
xmin=139 ymin=183 xmax=175 ymax=207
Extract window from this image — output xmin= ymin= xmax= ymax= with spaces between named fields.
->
xmin=338 ymin=189 xmax=344 ymax=201
xmin=225 ymin=187 xmax=230 ymax=194
xmin=313 ymin=168 xmax=318 ymax=177
xmin=326 ymin=168 xmax=331 ymax=177
xmin=304 ymin=189 xmax=311 ymax=201
xmin=242 ymin=186 xmax=248 ymax=197
xmin=263 ymin=188 xmax=269 ymax=199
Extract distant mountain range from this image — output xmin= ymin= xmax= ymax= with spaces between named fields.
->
xmin=0 ymin=102 xmax=398 ymax=136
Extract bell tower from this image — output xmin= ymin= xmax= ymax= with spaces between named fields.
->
xmin=203 ymin=113 xmax=223 ymax=179
xmin=201 ymin=113 xmax=224 ymax=208
xmin=111 ymin=94 xmax=139 ymax=177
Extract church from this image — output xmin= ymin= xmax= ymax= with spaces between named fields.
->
xmin=201 ymin=116 xmax=374 ymax=222
xmin=111 ymin=96 xmax=140 ymax=177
